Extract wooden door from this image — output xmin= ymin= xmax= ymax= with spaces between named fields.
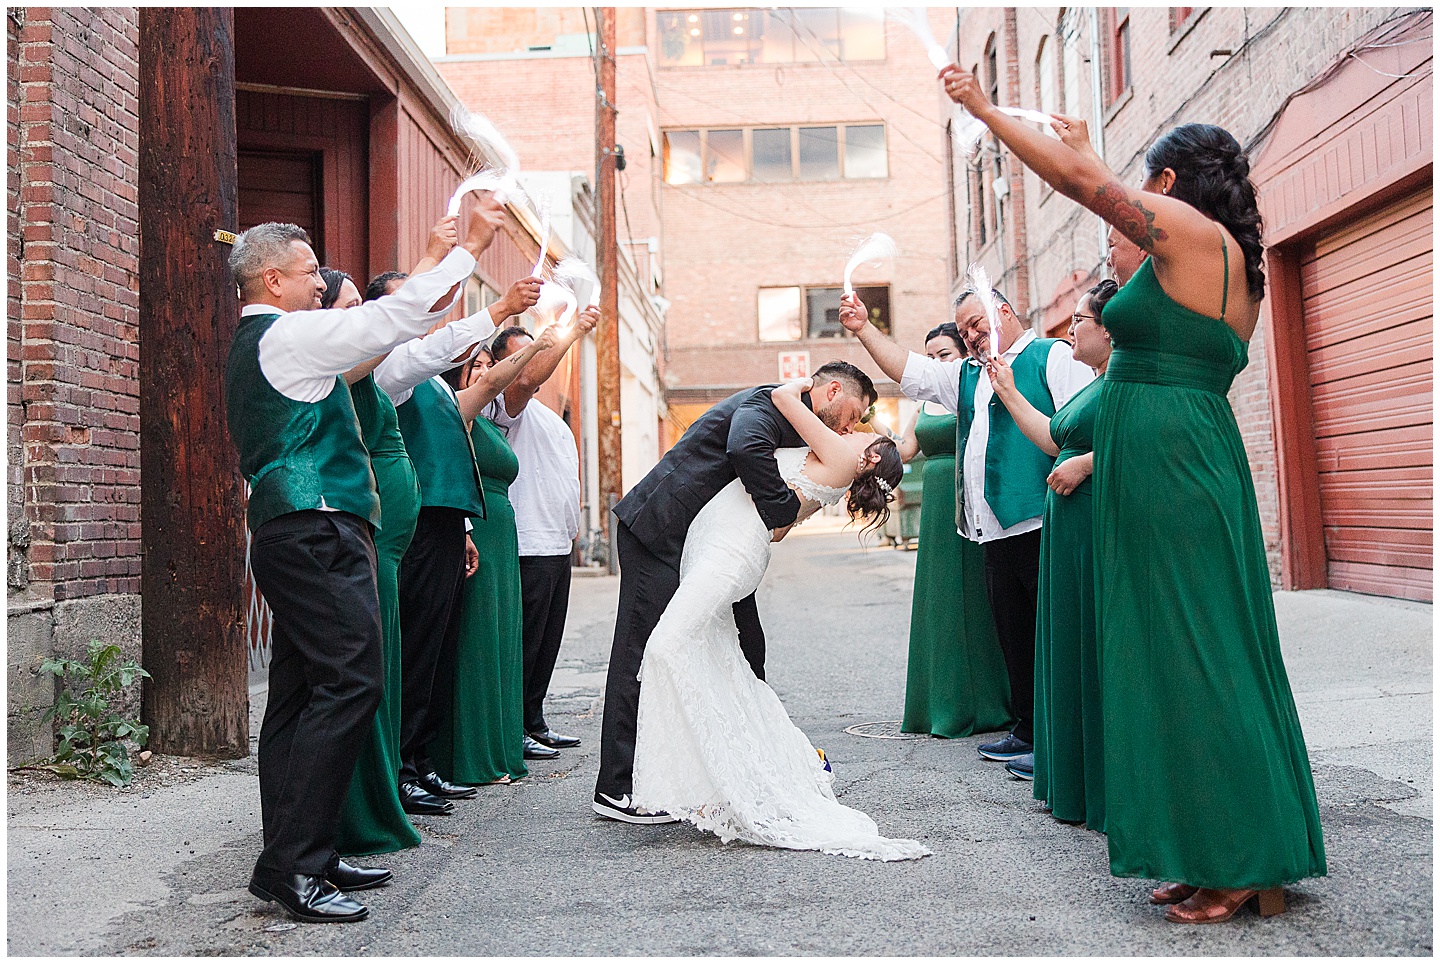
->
xmin=238 ymin=148 xmax=323 ymax=253
xmin=1300 ymin=185 xmax=1433 ymax=600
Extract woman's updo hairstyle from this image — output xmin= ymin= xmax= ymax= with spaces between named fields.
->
xmin=847 ymin=436 xmax=903 ymax=534
xmin=319 ymin=267 xmax=353 ymax=310
xmin=1144 ymin=123 xmax=1266 ymax=302
xmin=1087 ymin=278 xmax=1120 ymax=326
xmin=925 ymin=321 xmax=963 ymax=352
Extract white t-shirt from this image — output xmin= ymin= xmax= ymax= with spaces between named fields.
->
xmin=487 ymin=394 xmax=581 ymax=557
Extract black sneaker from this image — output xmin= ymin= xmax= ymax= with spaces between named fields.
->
xmin=591 ymin=791 xmax=679 ymax=825
xmin=977 ymin=733 xmax=1033 ymax=762
xmin=1004 ymin=752 xmax=1034 ymax=780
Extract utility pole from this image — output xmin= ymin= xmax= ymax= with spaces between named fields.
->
xmin=137 ymin=7 xmax=249 ymax=757
xmin=595 ymin=7 xmax=623 ymax=558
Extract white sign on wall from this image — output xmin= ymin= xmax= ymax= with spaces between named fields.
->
xmin=778 ymin=351 xmax=811 ymax=381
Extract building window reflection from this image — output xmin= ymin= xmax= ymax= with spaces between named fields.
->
xmin=657 ymin=7 xmax=885 ymax=67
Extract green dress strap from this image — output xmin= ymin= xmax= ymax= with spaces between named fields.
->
xmin=1218 ymin=226 xmax=1229 ymax=324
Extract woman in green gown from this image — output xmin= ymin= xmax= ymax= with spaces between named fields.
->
xmin=324 ymin=271 xmax=422 ymax=857
xmin=430 ymin=348 xmax=528 ymax=785
xmin=900 ymin=323 xmax=1012 ymax=738
xmin=987 ymin=282 xmax=1118 ymax=831
xmin=942 ymin=77 xmax=1324 ymax=922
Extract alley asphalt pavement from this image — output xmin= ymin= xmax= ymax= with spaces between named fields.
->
xmin=7 ymin=517 xmax=1433 ymax=955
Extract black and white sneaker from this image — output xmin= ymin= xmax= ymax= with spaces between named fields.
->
xmin=592 ymin=791 xmax=679 ymax=825
xmin=977 ymin=732 xmax=1033 ymax=762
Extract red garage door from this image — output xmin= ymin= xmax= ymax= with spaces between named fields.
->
xmin=1301 ymin=185 xmax=1433 ymax=600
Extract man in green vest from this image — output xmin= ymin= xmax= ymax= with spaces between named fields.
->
xmin=839 ymin=285 xmax=1093 ymax=776
xmin=225 ymin=198 xmax=505 ymax=923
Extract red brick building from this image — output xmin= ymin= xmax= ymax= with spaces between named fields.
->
xmin=438 ymin=7 xmax=959 ymax=436
xmin=954 ymin=6 xmax=1431 ymax=599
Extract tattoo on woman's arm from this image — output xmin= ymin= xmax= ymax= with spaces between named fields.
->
xmin=1094 ymin=183 xmax=1168 ymax=251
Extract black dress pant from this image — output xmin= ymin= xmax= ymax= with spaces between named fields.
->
xmin=396 ymin=506 xmax=468 ymax=784
xmin=982 ymin=528 xmax=1043 ymax=745
xmin=595 ymin=521 xmax=766 ymax=799
xmin=249 ymin=510 xmax=383 ymax=878
xmin=519 ymin=554 xmax=573 ymax=735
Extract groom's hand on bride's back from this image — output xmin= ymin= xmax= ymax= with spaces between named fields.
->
xmin=770 ymin=523 xmax=795 ymax=543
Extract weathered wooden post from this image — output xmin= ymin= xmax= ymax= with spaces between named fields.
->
xmin=137 ymin=7 xmax=249 ymax=757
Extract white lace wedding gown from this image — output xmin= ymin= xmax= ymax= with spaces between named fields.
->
xmin=632 ymin=448 xmax=929 ymax=861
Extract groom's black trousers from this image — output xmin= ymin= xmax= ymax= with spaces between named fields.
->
xmin=596 ymin=521 xmax=766 ymax=799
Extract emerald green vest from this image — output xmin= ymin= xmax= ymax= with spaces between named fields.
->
xmin=224 ymin=312 xmax=381 ymax=531
xmin=394 ymin=377 xmax=487 ymax=518
xmin=955 ymin=337 xmax=1059 ymax=532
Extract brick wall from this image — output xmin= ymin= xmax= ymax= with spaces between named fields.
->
xmin=961 ymin=6 xmax=1406 ymax=585
xmin=10 ymin=8 xmax=142 ymax=605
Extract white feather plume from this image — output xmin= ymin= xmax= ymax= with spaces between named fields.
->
xmin=450 ymin=102 xmax=519 ymax=175
xmin=965 ymin=263 xmax=1001 ymax=362
xmin=842 ymin=233 xmax=898 ymax=295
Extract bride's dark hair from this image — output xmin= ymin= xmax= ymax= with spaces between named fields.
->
xmin=847 ymin=436 xmax=903 ymax=534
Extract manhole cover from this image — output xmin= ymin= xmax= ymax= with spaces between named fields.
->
xmin=843 ymin=720 xmax=925 ymax=740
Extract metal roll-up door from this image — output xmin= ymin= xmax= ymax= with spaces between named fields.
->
xmin=1301 ymin=185 xmax=1432 ymax=600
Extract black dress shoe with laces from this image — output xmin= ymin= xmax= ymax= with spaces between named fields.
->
xmin=418 ymin=770 xmax=477 ymax=799
xmin=327 ymin=859 xmax=392 ymax=891
xmin=399 ymin=780 xmax=454 ymax=815
xmin=523 ymin=735 xmax=560 ymax=760
xmin=249 ymin=870 xmax=368 ymax=923
xmin=527 ymin=728 xmax=581 ymax=749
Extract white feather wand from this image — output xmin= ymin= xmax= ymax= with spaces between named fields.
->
xmin=446 ymin=104 xmax=529 ymax=214
xmin=531 ymin=194 xmax=552 ymax=278
xmin=532 ymin=282 xmax=578 ymax=332
xmin=966 ymin=263 xmax=1001 ymax=363
xmin=553 ymin=256 xmax=601 ymax=308
xmin=888 ymin=7 xmax=1054 ymax=156
xmin=842 ymin=233 xmax=897 ymax=296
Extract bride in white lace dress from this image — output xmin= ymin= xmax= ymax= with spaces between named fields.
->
xmin=632 ymin=378 xmax=929 ymax=861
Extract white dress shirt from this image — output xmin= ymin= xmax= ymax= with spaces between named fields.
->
xmin=899 ymin=329 xmax=1094 ymax=544
xmin=375 ymin=304 xmax=500 ymax=407
xmin=486 ymin=394 xmax=581 ymax=557
xmin=246 ymin=246 xmax=477 ymax=403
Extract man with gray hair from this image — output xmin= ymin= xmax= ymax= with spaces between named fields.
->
xmin=224 ymin=195 xmax=505 ymax=923
xmin=839 ymin=285 xmax=1092 ymax=781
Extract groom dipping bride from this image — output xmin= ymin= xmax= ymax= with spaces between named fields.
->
xmin=592 ymin=362 xmax=928 ymax=860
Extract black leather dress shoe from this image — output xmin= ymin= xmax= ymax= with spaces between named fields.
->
xmin=522 ymin=735 xmax=560 ymax=760
xmin=527 ymin=728 xmax=581 ymax=749
xmin=249 ymin=870 xmax=368 ymax=923
xmin=399 ymin=781 xmax=454 ymax=816
xmin=327 ymin=859 xmax=393 ymax=892
xmin=418 ymin=770 xmax=477 ymax=799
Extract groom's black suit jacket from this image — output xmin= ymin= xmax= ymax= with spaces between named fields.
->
xmin=614 ymin=385 xmax=809 ymax=569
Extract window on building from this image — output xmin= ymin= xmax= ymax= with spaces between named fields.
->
xmin=463 ymin=277 xmax=498 ymax=318
xmin=759 ymin=284 xmax=890 ymax=340
xmin=985 ymin=35 xmax=999 ymax=105
xmin=1103 ymin=7 xmax=1131 ymax=105
xmin=1170 ymin=7 xmax=1194 ymax=33
xmin=656 ymin=7 xmax=884 ymax=67
xmin=798 ymin=126 xmax=840 ymax=180
xmin=704 ymin=128 xmax=745 ymax=182
xmin=971 ymin=161 xmax=987 ymax=248
xmin=758 ymin=286 xmax=803 ymax=341
xmin=663 ymin=129 xmax=702 ymax=184
xmin=805 ymin=284 xmax=891 ymax=338
xmin=843 ymin=124 xmax=887 ymax=179
xmin=1036 ymin=37 xmax=1057 ymax=119
xmin=664 ymin=123 xmax=886 ymax=184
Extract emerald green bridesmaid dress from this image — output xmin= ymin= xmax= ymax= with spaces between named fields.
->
xmin=1032 ymin=377 xmax=1105 ymax=830
xmin=336 ymin=375 xmax=422 ymax=856
xmin=1093 ymin=257 xmax=1325 ymax=888
xmin=430 ymin=415 xmax=528 ymax=784
xmin=901 ymin=406 xmax=1013 ymax=737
